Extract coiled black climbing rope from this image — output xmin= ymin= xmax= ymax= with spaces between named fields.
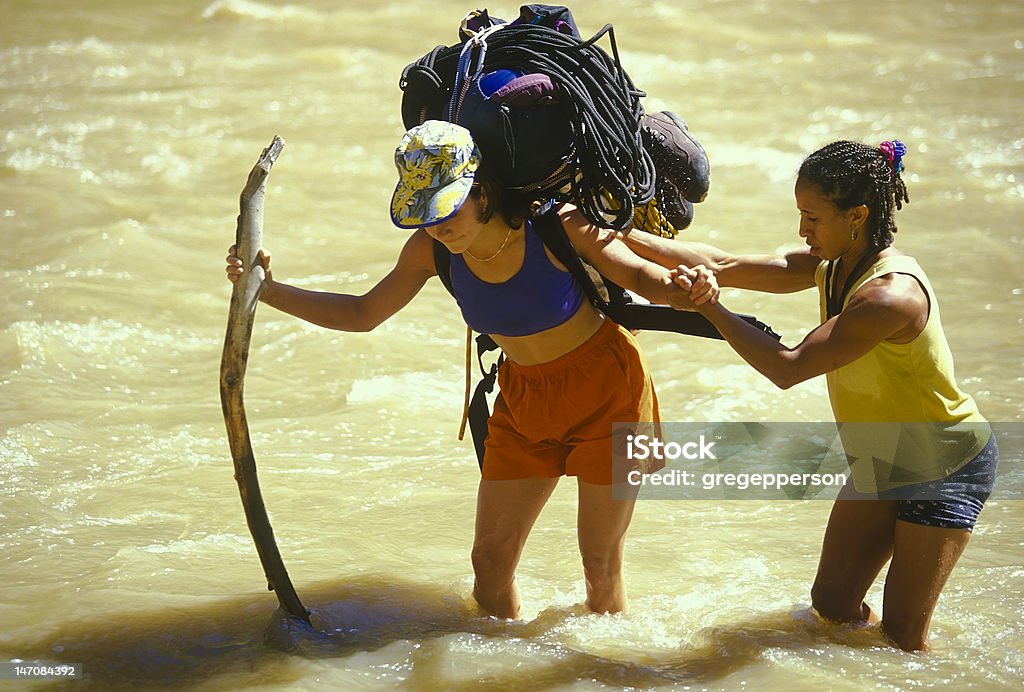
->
xmin=401 ymin=22 xmax=655 ymax=230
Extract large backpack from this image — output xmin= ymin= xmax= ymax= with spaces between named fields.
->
xmin=400 ymin=5 xmax=655 ymax=232
xmin=401 ymin=5 xmax=714 ymax=241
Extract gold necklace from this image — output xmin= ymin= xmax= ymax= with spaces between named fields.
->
xmin=465 ymin=226 xmax=513 ymax=262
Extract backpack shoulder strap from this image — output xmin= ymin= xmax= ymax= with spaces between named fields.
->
xmin=530 ymin=209 xmax=606 ymax=308
xmin=433 ymin=238 xmax=456 ymax=297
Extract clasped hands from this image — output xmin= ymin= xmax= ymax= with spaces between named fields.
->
xmin=666 ymin=264 xmax=718 ymax=311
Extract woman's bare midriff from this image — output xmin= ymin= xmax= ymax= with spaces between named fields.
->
xmin=491 ymin=303 xmax=606 ymax=366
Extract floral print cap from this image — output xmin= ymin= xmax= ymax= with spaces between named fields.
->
xmin=390 ymin=120 xmax=481 ymax=229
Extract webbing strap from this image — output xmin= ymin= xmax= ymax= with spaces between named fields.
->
xmin=468 ymin=333 xmax=502 ymax=470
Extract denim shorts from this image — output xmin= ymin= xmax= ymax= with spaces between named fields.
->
xmin=840 ymin=433 xmax=999 ymax=531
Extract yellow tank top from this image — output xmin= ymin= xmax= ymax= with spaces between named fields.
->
xmin=813 ymin=255 xmax=989 ymax=491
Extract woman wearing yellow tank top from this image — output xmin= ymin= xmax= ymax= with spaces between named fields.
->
xmin=624 ymin=140 xmax=998 ymax=652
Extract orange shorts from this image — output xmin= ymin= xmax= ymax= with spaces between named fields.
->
xmin=482 ymin=318 xmax=660 ymax=485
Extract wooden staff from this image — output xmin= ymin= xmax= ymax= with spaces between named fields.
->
xmin=219 ymin=136 xmax=310 ymax=624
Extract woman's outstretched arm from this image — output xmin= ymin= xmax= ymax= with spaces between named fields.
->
xmin=618 ymin=227 xmax=819 ymax=294
xmin=673 ymin=272 xmax=926 ymax=388
xmin=225 ymin=229 xmax=437 ymax=332
xmin=559 ymin=206 xmax=717 ymax=308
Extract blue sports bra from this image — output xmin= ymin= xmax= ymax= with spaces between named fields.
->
xmin=450 ymin=220 xmax=586 ymax=336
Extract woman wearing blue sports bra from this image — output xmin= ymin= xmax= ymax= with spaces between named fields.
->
xmin=226 ymin=120 xmax=716 ymax=619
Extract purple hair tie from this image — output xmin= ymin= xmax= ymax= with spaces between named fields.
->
xmin=879 ymin=139 xmax=907 ymax=175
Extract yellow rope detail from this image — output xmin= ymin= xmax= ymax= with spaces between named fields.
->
xmin=458 ymin=326 xmax=472 ymax=440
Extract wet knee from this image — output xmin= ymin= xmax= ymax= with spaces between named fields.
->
xmin=810 ymin=579 xmax=839 ymax=618
xmin=811 ymin=580 xmax=864 ymax=622
xmin=580 ymin=549 xmax=622 ymax=585
xmin=882 ymin=618 xmax=929 ymax=652
xmin=471 ymin=540 xmax=519 ymax=581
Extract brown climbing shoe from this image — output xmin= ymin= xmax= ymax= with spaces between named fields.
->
xmin=641 ymin=110 xmax=711 ymax=205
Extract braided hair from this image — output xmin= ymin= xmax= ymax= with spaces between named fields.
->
xmin=797 ymin=140 xmax=910 ymax=249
